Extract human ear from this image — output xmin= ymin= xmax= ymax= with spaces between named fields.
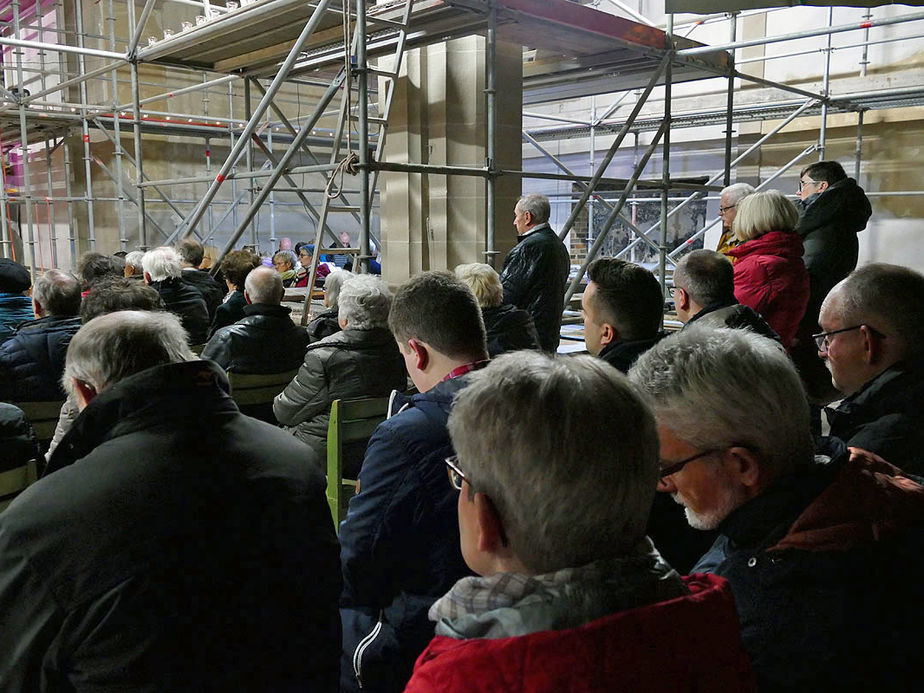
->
xmin=408 ymin=338 xmax=429 ymax=372
xmin=73 ymin=379 xmax=98 ymax=411
xmin=725 ymin=446 xmax=762 ymax=488
xmin=474 ymin=492 xmax=507 ymax=553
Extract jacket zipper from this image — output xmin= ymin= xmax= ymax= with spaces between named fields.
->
xmin=352 ymin=611 xmax=385 ymax=690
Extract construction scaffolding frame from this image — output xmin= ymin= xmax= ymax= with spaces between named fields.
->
xmin=0 ymin=0 xmax=920 ymax=318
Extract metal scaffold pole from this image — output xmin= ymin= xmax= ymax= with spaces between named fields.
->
xmin=74 ymin=0 xmax=96 ymax=252
xmin=357 ymin=0 xmax=370 ymax=274
xmin=659 ymin=14 xmax=673 ymax=297
xmin=723 ymin=12 xmax=737 ymax=187
xmin=484 ymin=1 xmax=497 ymax=268
xmin=13 ymin=0 xmax=37 ymax=271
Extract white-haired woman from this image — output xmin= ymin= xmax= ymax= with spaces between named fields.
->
xmin=454 ymin=263 xmax=540 ymax=357
xmin=306 ymin=268 xmax=352 ymax=343
xmin=728 ymin=190 xmax=809 ymax=350
xmin=273 ymin=274 xmax=408 ymax=469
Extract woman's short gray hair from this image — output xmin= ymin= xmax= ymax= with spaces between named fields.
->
xmin=324 ymin=269 xmax=353 ymax=309
xmin=141 ymin=246 xmax=183 ymax=282
xmin=124 ymin=251 xmax=145 ymax=273
xmin=733 ymin=189 xmax=800 ymax=242
xmin=449 ymin=352 xmax=659 ymax=574
xmin=454 ymin=263 xmax=504 ymax=309
xmin=337 ymin=274 xmax=392 ymax=330
xmin=629 ymin=326 xmax=813 ymax=477
xmin=63 ymin=310 xmax=195 ymax=398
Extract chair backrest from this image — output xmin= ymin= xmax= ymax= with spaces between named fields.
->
xmin=0 ymin=458 xmax=38 ymax=512
xmin=226 ymin=369 xmax=298 ymax=423
xmin=13 ymin=400 xmax=64 ymax=450
xmin=326 ymin=396 xmax=390 ymax=528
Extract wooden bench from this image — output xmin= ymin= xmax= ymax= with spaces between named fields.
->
xmin=0 ymin=458 xmax=38 ymax=512
xmin=226 ymin=369 xmax=298 ymax=423
xmin=13 ymin=400 xmax=64 ymax=451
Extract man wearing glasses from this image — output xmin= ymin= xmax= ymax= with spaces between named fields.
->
xmin=715 ymin=182 xmax=754 ymax=256
xmin=404 ymin=352 xmax=755 ymax=692
xmin=630 ymin=325 xmax=924 ymax=692
xmin=816 ymin=263 xmax=924 ymax=475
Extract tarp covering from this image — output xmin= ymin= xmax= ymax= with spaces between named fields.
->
xmin=666 ymin=0 xmax=924 ymax=14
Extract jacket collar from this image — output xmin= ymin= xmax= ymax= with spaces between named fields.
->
xmin=242 ymin=302 xmax=292 ymax=318
xmin=687 ymin=298 xmax=737 ymax=324
xmin=516 ymin=222 xmax=551 ymax=242
xmin=726 ymin=231 xmax=804 ymax=261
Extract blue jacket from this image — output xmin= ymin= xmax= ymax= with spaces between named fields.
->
xmin=694 ymin=451 xmax=924 ymax=692
xmin=0 ymin=315 xmax=81 ymax=401
xmin=0 ymin=292 xmax=35 ymax=345
xmin=339 ymin=376 xmax=473 ymax=693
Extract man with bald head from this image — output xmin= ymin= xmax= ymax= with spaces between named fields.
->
xmin=817 ymin=263 xmax=924 ymax=474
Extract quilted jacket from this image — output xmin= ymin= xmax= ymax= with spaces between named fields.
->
xmin=0 ymin=315 xmax=81 ymax=401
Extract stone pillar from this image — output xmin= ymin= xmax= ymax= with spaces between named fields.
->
xmin=379 ymin=36 xmax=522 ymax=287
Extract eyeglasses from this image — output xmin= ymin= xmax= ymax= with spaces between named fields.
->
xmin=445 ymin=455 xmax=467 ymax=491
xmin=799 ymin=178 xmax=821 ymax=191
xmin=812 ymin=324 xmax=884 ymax=352
xmin=718 ymin=204 xmax=736 ymax=214
xmin=659 ymin=448 xmax=722 ymax=478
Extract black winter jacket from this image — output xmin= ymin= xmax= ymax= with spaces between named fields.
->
xmin=201 ymin=303 xmax=309 ymax=374
xmin=500 ymin=225 xmax=570 ymax=353
xmin=598 ymin=334 xmax=663 ymax=374
xmin=825 ymin=356 xmax=924 ymax=476
xmin=1 ymin=360 xmax=342 ymax=691
xmin=0 ymin=292 xmax=34 ymax=345
xmin=273 ymin=327 xmax=407 ymax=460
xmin=482 ymin=304 xmax=540 ymax=357
xmin=685 ymin=300 xmax=781 ymax=344
xmin=0 ymin=402 xmax=40 ymax=471
xmin=0 ymin=315 xmax=81 ymax=401
xmin=210 ymin=289 xmax=247 ymax=338
xmin=307 ymin=307 xmax=342 ymax=343
xmin=150 ymin=277 xmax=210 ymax=345
xmin=181 ymin=267 xmax=225 ymax=320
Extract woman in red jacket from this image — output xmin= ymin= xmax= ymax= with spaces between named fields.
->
xmin=727 ymin=190 xmax=809 ymax=350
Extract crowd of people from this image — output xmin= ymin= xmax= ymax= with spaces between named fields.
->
xmin=0 ymin=178 xmax=922 ymax=692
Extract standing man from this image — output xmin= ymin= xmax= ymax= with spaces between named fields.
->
xmin=716 ymin=183 xmax=754 ymax=256
xmin=500 ymin=193 xmax=570 ymax=353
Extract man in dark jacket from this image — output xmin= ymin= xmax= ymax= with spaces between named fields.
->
xmin=177 ymin=238 xmax=225 ymax=319
xmin=0 ymin=268 xmax=82 ymax=401
xmin=817 ymin=263 xmax=924 ymax=475
xmin=630 ymin=326 xmax=924 ymax=692
xmin=209 ymin=249 xmax=261 ymax=337
xmin=339 ymin=271 xmax=488 ymax=693
xmin=0 ymin=310 xmax=341 ymax=691
xmin=142 ymin=245 xmax=210 ymax=345
xmin=0 ymin=258 xmax=35 ymax=344
xmin=674 ymin=249 xmax=779 ymax=342
xmin=581 ymin=258 xmax=664 ymax=373
xmin=500 ymin=194 xmax=570 ymax=352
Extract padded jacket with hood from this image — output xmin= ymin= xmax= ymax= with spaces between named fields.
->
xmin=273 ymin=327 xmax=407 ymax=460
xmin=0 ymin=314 xmax=81 ymax=401
xmin=201 ymin=303 xmax=309 ymax=374
xmin=482 ymin=304 xmax=540 ymax=357
xmin=727 ymin=231 xmax=809 ymax=350
xmin=150 ymin=276 xmax=210 ymax=345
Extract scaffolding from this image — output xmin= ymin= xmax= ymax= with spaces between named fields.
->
xmin=0 ymin=0 xmax=922 ymax=305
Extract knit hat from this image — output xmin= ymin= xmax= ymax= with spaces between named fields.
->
xmin=0 ymin=258 xmax=31 ymax=293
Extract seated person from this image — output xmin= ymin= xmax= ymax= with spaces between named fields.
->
xmin=581 ymin=258 xmax=663 ymax=373
xmin=0 ymin=258 xmax=34 ymax=344
xmin=454 ymin=262 xmax=539 ymax=357
xmin=630 ymin=326 xmax=924 ymax=692
xmin=674 ymin=249 xmax=779 ymax=342
xmin=294 ymin=243 xmax=331 ymax=287
xmin=727 ymin=190 xmax=809 ymax=350
xmin=818 ymin=263 xmax=924 ymax=475
xmin=0 ymin=269 xmax=82 ymax=402
xmin=338 ymin=271 xmax=488 ymax=693
xmin=273 ymin=274 xmax=407 ymax=465
xmin=405 ymin=352 xmax=754 ymax=692
xmin=142 ymin=246 xmax=210 ymax=345
xmin=77 ymin=252 xmax=124 ymax=295
xmin=176 ymin=238 xmax=224 ymax=320
xmin=307 ymin=269 xmax=352 ymax=343
xmin=208 ymin=249 xmax=261 ymax=337
xmin=0 ymin=403 xmax=40 ymax=503
xmin=272 ymin=249 xmax=299 ymax=287
xmin=123 ymin=250 xmax=146 ymax=280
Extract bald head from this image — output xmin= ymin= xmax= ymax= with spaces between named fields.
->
xmin=244 ymin=266 xmax=284 ymax=305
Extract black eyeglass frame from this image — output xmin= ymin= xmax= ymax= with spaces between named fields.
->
xmin=812 ymin=324 xmax=885 ymax=352
xmin=659 ymin=449 xmax=723 ymax=478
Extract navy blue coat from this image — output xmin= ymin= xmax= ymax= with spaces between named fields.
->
xmin=0 ymin=314 xmax=81 ymax=401
xmin=0 ymin=292 xmax=34 ymax=344
xmin=339 ymin=376 xmax=474 ymax=693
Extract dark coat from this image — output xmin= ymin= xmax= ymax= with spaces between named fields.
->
xmin=598 ymin=334 xmax=663 ymax=374
xmin=693 ymin=452 xmax=924 ymax=692
xmin=0 ymin=292 xmax=34 ymax=345
xmin=500 ymin=225 xmax=570 ymax=353
xmin=825 ymin=356 xmax=924 ymax=475
xmin=0 ymin=315 xmax=81 ymax=401
xmin=306 ymin=307 xmax=341 ymax=343
xmin=201 ymin=303 xmax=309 ymax=374
xmin=727 ymin=231 xmax=809 ymax=350
xmin=339 ymin=375 xmax=475 ymax=693
xmin=209 ymin=289 xmax=247 ymax=338
xmin=481 ymin=304 xmax=540 ymax=357
xmin=150 ymin=277 xmax=210 ymax=345
xmin=1 ymin=360 xmax=341 ymax=691
xmin=796 ymin=177 xmax=872 ymax=328
xmin=273 ymin=327 xmax=407 ymax=461
xmin=0 ymin=402 xmax=40 ymax=471
xmin=181 ymin=267 xmax=225 ymax=320
xmin=685 ymin=301 xmax=781 ymax=343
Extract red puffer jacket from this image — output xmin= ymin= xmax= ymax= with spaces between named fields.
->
xmin=727 ymin=231 xmax=809 ymax=350
xmin=403 ymin=573 xmax=755 ymax=693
